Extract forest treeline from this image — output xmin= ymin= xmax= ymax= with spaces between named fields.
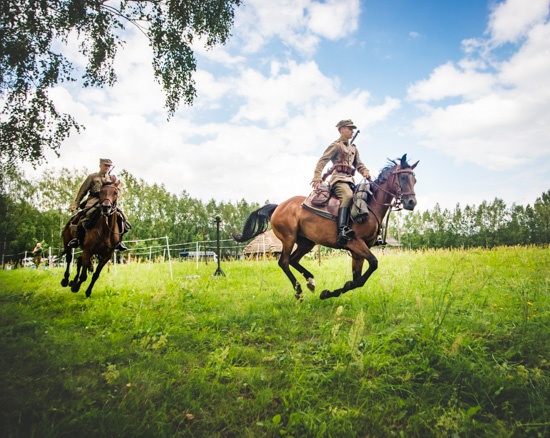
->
xmin=0 ymin=166 xmax=548 ymax=264
xmin=393 ymin=192 xmax=549 ymax=249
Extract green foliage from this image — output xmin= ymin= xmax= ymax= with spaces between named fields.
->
xmin=394 ymin=190 xmax=550 ymax=249
xmin=0 ymin=0 xmax=242 ymax=168
xmin=0 ymin=247 xmax=548 ymax=437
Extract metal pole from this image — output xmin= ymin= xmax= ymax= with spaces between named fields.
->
xmin=213 ymin=216 xmax=226 ymax=277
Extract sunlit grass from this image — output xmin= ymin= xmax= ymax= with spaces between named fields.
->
xmin=0 ymin=246 xmax=548 ymax=437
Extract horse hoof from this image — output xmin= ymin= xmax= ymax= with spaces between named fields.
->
xmin=294 ymin=292 xmax=303 ymax=301
xmin=61 ymin=279 xmax=68 ymax=287
xmin=71 ymin=284 xmax=80 ymax=293
xmin=306 ymin=278 xmax=315 ymax=292
xmin=320 ymin=290 xmax=331 ymax=300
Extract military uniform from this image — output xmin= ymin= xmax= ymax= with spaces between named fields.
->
xmin=32 ymin=243 xmax=43 ymax=268
xmin=74 ymin=172 xmax=118 ymax=208
xmin=312 ymin=138 xmax=370 ymax=207
xmin=311 ymin=120 xmax=370 ymax=247
xmin=68 ymin=158 xmax=129 ymax=250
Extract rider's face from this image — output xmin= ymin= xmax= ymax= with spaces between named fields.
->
xmin=100 ymin=163 xmax=112 ymax=173
xmin=340 ymin=126 xmax=354 ymax=141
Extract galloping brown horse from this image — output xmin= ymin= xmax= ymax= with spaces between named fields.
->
xmin=60 ymin=181 xmax=122 ymax=298
xmin=233 ymin=154 xmax=419 ymax=300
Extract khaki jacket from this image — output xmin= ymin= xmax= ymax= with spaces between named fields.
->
xmin=312 ymin=139 xmax=370 ymax=185
xmin=73 ymin=172 xmax=119 ymax=209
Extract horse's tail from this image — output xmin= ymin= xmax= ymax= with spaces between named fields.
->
xmin=232 ymin=204 xmax=278 ymax=242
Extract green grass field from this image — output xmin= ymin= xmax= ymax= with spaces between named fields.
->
xmin=0 ymin=246 xmax=548 ymax=437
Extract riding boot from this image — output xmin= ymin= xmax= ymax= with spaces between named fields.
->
xmin=337 ymin=207 xmax=355 ymax=248
xmin=115 ymin=213 xmax=129 ymax=251
xmin=376 ymin=228 xmax=384 ymax=246
xmin=68 ymin=223 xmax=86 ymax=248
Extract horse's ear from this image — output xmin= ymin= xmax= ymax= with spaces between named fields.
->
xmin=411 ymin=160 xmax=419 ymax=170
xmin=400 ymin=154 xmax=408 ymax=166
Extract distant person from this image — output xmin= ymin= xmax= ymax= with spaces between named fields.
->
xmin=68 ymin=158 xmax=130 ymax=251
xmin=311 ymin=119 xmax=371 ymax=247
xmin=32 ymin=242 xmax=43 ymax=267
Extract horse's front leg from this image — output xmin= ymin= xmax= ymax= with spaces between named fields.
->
xmin=85 ymin=254 xmax=110 ymax=298
xmin=71 ymin=255 xmax=90 ymax=293
xmin=352 ymin=256 xmax=365 ymax=282
xmin=320 ymin=247 xmax=377 ymax=300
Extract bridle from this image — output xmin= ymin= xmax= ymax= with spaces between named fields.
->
xmin=96 ymin=185 xmax=124 ymax=243
xmin=365 ymin=166 xmax=416 ymax=245
xmin=369 ymin=167 xmax=416 ymax=211
xmin=99 ymin=185 xmax=119 ymax=217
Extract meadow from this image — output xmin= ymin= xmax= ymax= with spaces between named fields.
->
xmin=0 ymin=246 xmax=548 ymax=437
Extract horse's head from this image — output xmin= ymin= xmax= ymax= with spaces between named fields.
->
xmin=98 ymin=182 xmax=119 ymax=216
xmin=392 ymin=154 xmax=419 ymax=211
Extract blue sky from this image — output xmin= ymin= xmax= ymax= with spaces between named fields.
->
xmin=31 ymin=0 xmax=550 ymax=212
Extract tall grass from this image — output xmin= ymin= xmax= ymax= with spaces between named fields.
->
xmin=0 ymin=246 xmax=548 ymax=437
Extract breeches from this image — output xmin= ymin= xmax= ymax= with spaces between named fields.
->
xmin=80 ymin=205 xmax=99 ymax=230
xmin=332 ymin=182 xmax=354 ymax=207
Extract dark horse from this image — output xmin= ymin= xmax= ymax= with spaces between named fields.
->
xmin=60 ymin=181 xmax=122 ymax=298
xmin=233 ymin=154 xmax=419 ymax=300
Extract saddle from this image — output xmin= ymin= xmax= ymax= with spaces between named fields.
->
xmin=302 ymin=181 xmax=372 ymax=223
xmin=302 ymin=192 xmax=341 ymax=220
xmin=68 ymin=208 xmax=130 ymax=233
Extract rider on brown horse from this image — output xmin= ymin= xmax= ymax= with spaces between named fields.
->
xmin=68 ymin=158 xmax=130 ymax=251
xmin=311 ymin=119 xmax=371 ymax=248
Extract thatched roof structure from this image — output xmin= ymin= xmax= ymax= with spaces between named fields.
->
xmin=384 ymin=237 xmax=402 ymax=247
xmin=242 ymin=229 xmax=284 ymax=256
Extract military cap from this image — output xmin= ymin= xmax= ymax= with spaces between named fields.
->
xmin=99 ymin=158 xmax=113 ymax=165
xmin=336 ymin=119 xmax=357 ymax=130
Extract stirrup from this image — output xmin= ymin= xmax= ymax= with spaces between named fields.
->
xmin=115 ymin=242 xmax=128 ymax=251
xmin=337 ymin=228 xmax=354 ymax=248
xmin=340 ymin=226 xmax=355 ymax=239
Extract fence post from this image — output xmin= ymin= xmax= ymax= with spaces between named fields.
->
xmin=165 ymin=236 xmax=173 ymax=280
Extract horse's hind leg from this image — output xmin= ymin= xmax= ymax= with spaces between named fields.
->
xmin=70 ymin=256 xmax=85 ymax=293
xmin=61 ymin=250 xmax=73 ymax=287
xmin=277 ymin=240 xmax=304 ymax=300
xmin=289 ymin=238 xmax=316 ymax=292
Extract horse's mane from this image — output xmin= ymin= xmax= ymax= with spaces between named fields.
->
xmin=371 ymin=157 xmax=410 ymax=196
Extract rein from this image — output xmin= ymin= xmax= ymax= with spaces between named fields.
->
xmin=366 ymin=167 xmax=416 ymax=244
xmin=94 ymin=186 xmax=124 ymax=244
xmin=93 ymin=214 xmax=123 ymax=252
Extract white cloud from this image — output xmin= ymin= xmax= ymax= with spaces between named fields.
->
xmin=308 ymin=0 xmax=360 ymax=40
xmin=407 ymin=62 xmax=495 ymax=101
xmin=487 ymin=0 xmax=549 ymax=45
xmin=498 ymin=23 xmax=550 ymax=90
xmin=230 ymin=60 xmax=339 ymax=126
xmin=407 ymin=0 xmax=550 ymax=171
xmin=230 ymin=0 xmax=359 ymax=56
